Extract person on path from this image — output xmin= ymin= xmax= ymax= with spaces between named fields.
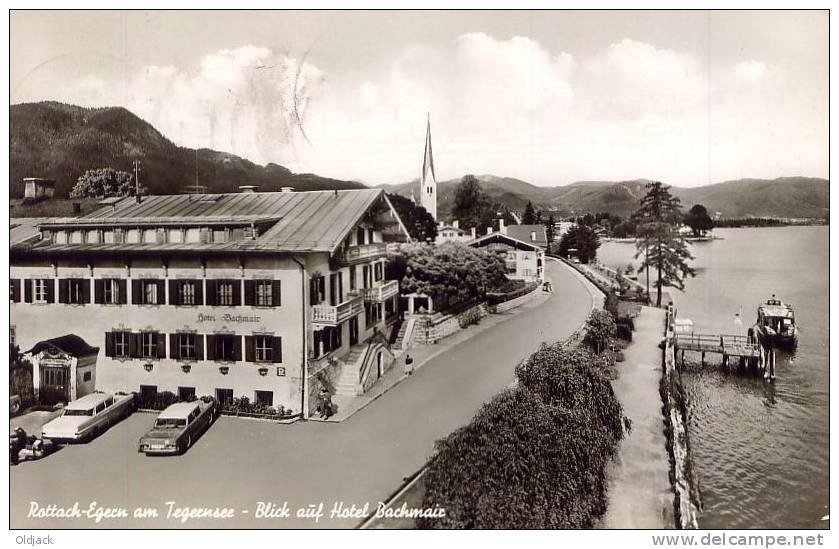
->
xmin=404 ymin=353 xmax=414 ymax=376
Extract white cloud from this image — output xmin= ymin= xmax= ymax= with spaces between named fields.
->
xmin=735 ymin=59 xmax=768 ymax=82
xmin=581 ymin=38 xmax=707 ymax=120
xmin=58 ymin=46 xmax=325 ymax=167
xmin=49 ymin=36 xmax=826 ymax=187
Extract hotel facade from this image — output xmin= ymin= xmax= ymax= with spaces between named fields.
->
xmin=10 ymin=189 xmax=410 ymax=418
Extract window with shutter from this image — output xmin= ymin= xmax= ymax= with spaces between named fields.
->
xmin=244 ymin=280 xmax=255 ymax=306
xmin=139 ymin=332 xmax=154 ymax=358
xmin=10 ymin=279 xmax=21 ymax=303
xmin=131 ymin=280 xmax=142 ymax=304
xmin=58 ymin=279 xmax=69 ymax=303
xmin=271 ymin=280 xmax=281 ymax=307
xmin=128 ymin=332 xmax=139 ymax=358
xmin=205 ymin=280 xmax=217 ymax=306
xmin=233 ymin=335 xmax=242 ymax=361
xmin=23 ymin=279 xmax=31 ymax=303
xmin=244 ymin=336 xmax=256 ymax=362
xmin=156 ymin=332 xmax=167 ymax=358
xmin=46 ymin=279 xmax=55 ymax=303
xmin=169 ymin=334 xmax=180 ymax=360
xmin=118 ymin=279 xmax=127 ymax=304
xmin=195 ymin=334 xmax=204 ymax=361
xmin=255 ymin=280 xmax=273 ymax=307
xmin=255 ymin=335 xmax=272 ymax=362
xmin=272 ymin=336 xmax=282 ymax=363
xmin=94 ymin=279 xmax=104 ymax=304
xmin=114 ymin=332 xmax=130 ymax=358
xmin=168 ymin=280 xmax=179 ymax=305
xmin=105 ymin=332 xmax=115 ymax=357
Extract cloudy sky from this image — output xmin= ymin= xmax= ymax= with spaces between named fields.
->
xmin=10 ymin=10 xmax=828 ymax=187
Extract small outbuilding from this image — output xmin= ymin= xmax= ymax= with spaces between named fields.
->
xmin=26 ymin=334 xmax=99 ymax=405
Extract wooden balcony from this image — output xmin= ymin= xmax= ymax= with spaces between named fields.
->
xmin=331 ymin=242 xmax=387 ymax=267
xmin=358 ymin=279 xmax=399 ymax=303
xmin=312 ymin=294 xmax=364 ymax=326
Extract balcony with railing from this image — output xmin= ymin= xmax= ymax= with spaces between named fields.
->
xmin=331 ymin=242 xmax=388 ymax=267
xmin=312 ymin=293 xmax=364 ymax=326
xmin=358 ymin=279 xmax=399 ymax=303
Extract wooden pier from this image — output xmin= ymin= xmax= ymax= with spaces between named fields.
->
xmin=673 ymin=332 xmax=776 ymax=380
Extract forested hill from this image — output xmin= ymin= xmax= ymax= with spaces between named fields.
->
xmin=10 ymin=101 xmax=365 ymax=198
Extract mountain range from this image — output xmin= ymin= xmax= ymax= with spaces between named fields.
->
xmin=381 ymin=175 xmax=829 ymax=220
xmin=10 ymin=102 xmax=828 ymax=220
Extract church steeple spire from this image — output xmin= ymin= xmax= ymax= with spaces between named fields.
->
xmin=419 ymin=113 xmax=438 ymax=220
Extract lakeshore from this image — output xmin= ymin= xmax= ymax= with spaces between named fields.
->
xmin=599 ymin=226 xmax=829 ymax=529
xmin=600 ymin=306 xmax=672 ymax=529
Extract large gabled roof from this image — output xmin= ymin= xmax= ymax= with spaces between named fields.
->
xmin=15 ymin=189 xmax=407 ymax=255
xmin=468 ymin=231 xmax=543 ymax=252
xmin=506 ymin=224 xmax=548 ymax=248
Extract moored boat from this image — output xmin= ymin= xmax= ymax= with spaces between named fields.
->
xmin=750 ymin=295 xmax=798 ymax=349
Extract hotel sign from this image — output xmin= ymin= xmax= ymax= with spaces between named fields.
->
xmin=196 ymin=313 xmax=262 ymax=323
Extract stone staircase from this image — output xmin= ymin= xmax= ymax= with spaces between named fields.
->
xmin=334 ymin=345 xmax=366 ymax=396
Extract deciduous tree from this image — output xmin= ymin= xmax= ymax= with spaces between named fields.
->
xmin=683 ymin=204 xmax=714 ymax=237
xmin=583 ymin=309 xmax=617 ymax=354
xmin=399 ymin=242 xmax=507 ymax=311
xmin=558 ymin=223 xmax=600 ymax=263
xmin=69 ymin=168 xmax=140 ymax=198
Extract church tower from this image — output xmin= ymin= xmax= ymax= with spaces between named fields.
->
xmin=419 ymin=114 xmax=437 ymax=220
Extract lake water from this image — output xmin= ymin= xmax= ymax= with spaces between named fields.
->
xmin=598 ymin=226 xmax=829 ymax=529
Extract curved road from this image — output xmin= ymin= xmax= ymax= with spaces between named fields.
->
xmin=11 ymin=259 xmax=593 ymax=528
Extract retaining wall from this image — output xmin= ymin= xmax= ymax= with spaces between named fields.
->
xmin=661 ymin=307 xmax=702 ymax=528
xmin=410 ymin=302 xmax=490 ymax=344
xmin=490 ymin=285 xmax=541 ymax=313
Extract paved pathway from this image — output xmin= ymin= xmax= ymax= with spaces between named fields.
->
xmin=11 ymin=260 xmax=593 ymax=529
xmin=600 ymin=306 xmax=673 ymax=528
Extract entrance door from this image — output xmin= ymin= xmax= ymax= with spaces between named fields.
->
xmin=39 ymin=365 xmax=69 ymax=405
xmin=349 ymin=317 xmax=359 ymax=345
xmin=376 ymin=352 xmax=383 ymax=379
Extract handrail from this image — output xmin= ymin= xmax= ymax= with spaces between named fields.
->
xmin=357 ymin=342 xmax=375 ymax=385
xmin=402 ymin=318 xmax=416 ymax=350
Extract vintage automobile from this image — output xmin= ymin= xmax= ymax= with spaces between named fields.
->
xmin=138 ymin=399 xmax=218 ymax=456
xmin=42 ymin=391 xmax=137 ymax=443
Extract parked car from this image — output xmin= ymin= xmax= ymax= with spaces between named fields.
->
xmin=138 ymin=399 xmax=218 ymax=456
xmin=42 ymin=392 xmax=137 ymax=443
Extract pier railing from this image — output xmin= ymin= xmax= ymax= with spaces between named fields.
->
xmin=674 ymin=333 xmax=759 ymax=356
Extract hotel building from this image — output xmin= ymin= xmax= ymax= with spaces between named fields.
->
xmin=10 ymin=189 xmax=411 ymax=417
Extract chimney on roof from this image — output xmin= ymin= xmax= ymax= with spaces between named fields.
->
xmin=499 ymin=218 xmax=506 ymax=235
xmin=486 ymin=226 xmax=492 ymax=235
xmin=452 ymin=220 xmax=459 ymax=229
xmin=470 ymin=227 xmax=476 ymax=239
xmin=238 ymin=185 xmax=259 ymax=193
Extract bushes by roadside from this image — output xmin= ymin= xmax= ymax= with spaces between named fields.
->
xmin=583 ymin=309 xmax=617 ymax=354
xmin=419 ymin=337 xmax=626 ymax=529
xmin=486 ymin=281 xmax=540 ymax=306
xmin=138 ymin=390 xmax=293 ymax=419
